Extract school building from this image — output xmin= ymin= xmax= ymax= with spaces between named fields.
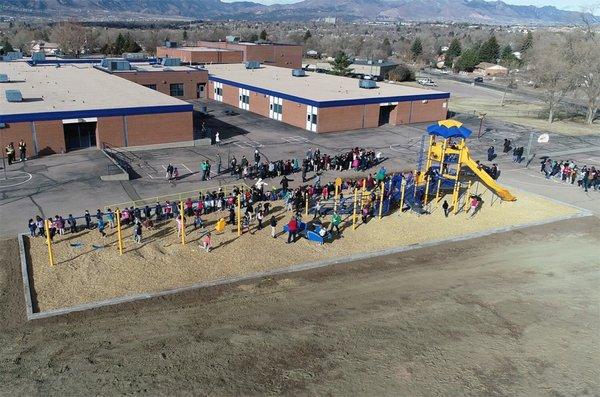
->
xmin=95 ymin=59 xmax=209 ymax=100
xmin=157 ymin=41 xmax=303 ymax=69
xmin=206 ymin=64 xmax=450 ymax=133
xmin=0 ymin=61 xmax=193 ymax=155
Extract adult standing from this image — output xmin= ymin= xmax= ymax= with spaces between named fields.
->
xmin=286 ymin=216 xmax=298 ymax=244
xmin=5 ymin=143 xmax=15 ymax=165
xmin=18 ymin=139 xmax=27 ymax=162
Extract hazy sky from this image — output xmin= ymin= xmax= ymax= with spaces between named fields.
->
xmin=221 ymin=0 xmax=598 ymax=12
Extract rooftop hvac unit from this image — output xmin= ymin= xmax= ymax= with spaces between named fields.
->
xmin=292 ymin=68 xmax=306 ymax=77
xmin=3 ymin=51 xmax=23 ymax=61
xmin=165 ymin=41 xmax=178 ymax=48
xmin=245 ymin=61 xmax=261 ymax=69
xmin=161 ymin=57 xmax=181 ymax=67
xmin=101 ymin=58 xmax=131 ymax=71
xmin=0 ymin=74 xmax=8 ymax=83
xmin=359 ymin=79 xmax=377 ymax=89
xmin=5 ymin=89 xmax=23 ymax=102
xmin=123 ymin=52 xmax=148 ymax=61
xmin=32 ymin=52 xmax=46 ymax=62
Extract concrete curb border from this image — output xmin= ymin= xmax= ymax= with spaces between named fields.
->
xmin=17 ymin=207 xmax=592 ymax=321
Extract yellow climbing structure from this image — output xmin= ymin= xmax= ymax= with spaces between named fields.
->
xmin=417 ymin=130 xmax=517 ymax=211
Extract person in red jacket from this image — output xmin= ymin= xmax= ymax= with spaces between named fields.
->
xmin=287 ymin=217 xmax=298 ymax=243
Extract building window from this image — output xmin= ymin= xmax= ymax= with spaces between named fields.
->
xmin=240 ymin=94 xmax=249 ymax=104
xmin=216 ymin=87 xmax=223 ymax=96
xmin=144 ymin=84 xmax=157 ymax=90
xmin=272 ymin=103 xmax=283 ymax=114
xmin=170 ymin=83 xmax=184 ymax=97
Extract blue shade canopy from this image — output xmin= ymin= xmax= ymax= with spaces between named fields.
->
xmin=427 ymin=120 xmax=472 ymax=139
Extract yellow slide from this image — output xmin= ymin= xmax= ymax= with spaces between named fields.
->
xmin=462 ymin=149 xmax=517 ymax=201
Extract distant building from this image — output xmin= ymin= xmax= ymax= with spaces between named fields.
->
xmin=323 ymin=17 xmax=337 ymax=24
xmin=30 ymin=41 xmax=59 ymax=55
xmin=156 ymin=45 xmax=244 ymax=65
xmin=475 ymin=62 xmax=508 ymax=77
xmin=196 ymin=40 xmax=303 ymax=69
xmin=303 ymin=58 xmax=399 ymax=81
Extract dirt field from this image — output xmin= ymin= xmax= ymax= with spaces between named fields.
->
xmin=2 ymin=216 xmax=599 ymax=396
xmin=26 ymin=187 xmax=581 ymax=312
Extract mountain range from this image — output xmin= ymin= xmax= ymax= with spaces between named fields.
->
xmin=1 ymin=0 xmax=596 ymax=24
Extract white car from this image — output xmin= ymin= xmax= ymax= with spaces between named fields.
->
xmin=418 ymin=78 xmax=437 ymax=86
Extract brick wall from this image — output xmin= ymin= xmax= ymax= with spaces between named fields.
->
xmin=409 ymin=99 xmax=448 ymax=123
xmin=249 ymin=91 xmax=269 ymax=117
xmin=0 ymin=122 xmax=35 ymax=157
xmin=35 ymin=120 xmax=65 ymax=155
xmin=281 ymin=99 xmax=307 ymax=129
xmin=97 ymin=116 xmax=126 ymax=148
xmin=221 ymin=84 xmax=239 ymax=107
xmin=317 ymin=104 xmax=379 ymax=133
xmin=115 ymin=70 xmax=207 ymax=100
xmin=125 ymin=112 xmax=193 ymax=146
xmin=392 ymin=102 xmax=412 ymax=125
xmin=273 ymin=46 xmax=303 ymax=69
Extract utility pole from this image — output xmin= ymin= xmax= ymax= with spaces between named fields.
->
xmin=477 ymin=112 xmax=486 ymax=139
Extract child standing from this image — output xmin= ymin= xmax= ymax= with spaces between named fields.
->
xmin=270 ymin=216 xmax=277 ymax=238
xmin=84 ymin=210 xmax=92 ymax=229
xmin=28 ymin=219 xmax=36 ymax=237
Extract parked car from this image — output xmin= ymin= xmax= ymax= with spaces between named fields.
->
xmin=418 ymin=78 xmax=437 ymax=86
xmin=474 ymin=76 xmax=484 ymax=83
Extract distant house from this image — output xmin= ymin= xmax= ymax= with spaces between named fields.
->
xmin=475 ymin=62 xmax=508 ymax=77
xmin=31 ymin=41 xmax=59 ymax=55
xmin=306 ymin=50 xmax=319 ymax=58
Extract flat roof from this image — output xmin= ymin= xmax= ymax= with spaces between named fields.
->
xmin=129 ymin=64 xmax=204 ymax=72
xmin=206 ymin=64 xmax=450 ymax=108
xmin=167 ymin=46 xmax=241 ymax=53
xmin=0 ymin=62 xmax=192 ymax=123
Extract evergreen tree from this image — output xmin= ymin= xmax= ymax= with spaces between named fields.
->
xmin=478 ymin=35 xmax=500 ymax=63
xmin=249 ymin=33 xmax=259 ymax=42
xmin=445 ymin=38 xmax=462 ymax=67
xmin=454 ymin=48 xmax=480 ymax=72
xmin=381 ymin=38 xmax=392 ymax=56
xmin=410 ymin=37 xmax=423 ymax=60
xmin=259 ymin=30 xmax=268 ymax=41
xmin=330 ymin=51 xmax=353 ymax=76
xmin=520 ymin=31 xmax=533 ymax=54
xmin=183 ymin=30 xmax=188 ymax=41
xmin=0 ymin=39 xmax=14 ymax=55
xmin=303 ymin=29 xmax=312 ymax=41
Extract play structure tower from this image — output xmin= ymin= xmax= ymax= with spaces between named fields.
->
xmin=418 ymin=120 xmax=517 ymax=212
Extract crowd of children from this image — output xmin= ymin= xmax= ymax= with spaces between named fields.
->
xmin=541 ymin=159 xmax=599 ymax=192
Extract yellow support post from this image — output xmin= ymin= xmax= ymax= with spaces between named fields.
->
xmin=424 ymin=175 xmax=431 ymax=205
xmin=361 ymin=179 xmax=366 ymax=207
xmin=378 ymin=181 xmax=385 ymax=220
xmin=463 ymin=181 xmax=472 ymax=213
xmin=305 ymin=194 xmax=309 ymax=217
xmin=237 ymin=194 xmax=242 ymax=236
xmin=44 ymin=219 xmax=55 ymax=267
xmin=115 ymin=209 xmax=123 ymax=255
xmin=334 ymin=184 xmax=339 ymax=212
xmin=180 ymin=200 xmax=186 ymax=245
xmin=435 ymin=178 xmax=442 ymax=202
xmin=352 ymin=188 xmax=358 ymax=230
xmin=400 ymin=180 xmax=406 ymax=212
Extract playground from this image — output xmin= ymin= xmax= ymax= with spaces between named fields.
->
xmin=26 ymin=184 xmax=579 ymax=312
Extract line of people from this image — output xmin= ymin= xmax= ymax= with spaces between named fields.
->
xmin=541 ymin=159 xmax=598 ymax=192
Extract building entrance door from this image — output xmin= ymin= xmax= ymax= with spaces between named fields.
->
xmin=378 ymin=105 xmax=395 ymax=126
xmin=64 ymin=121 xmax=97 ymax=151
xmin=197 ymin=83 xmax=206 ymax=98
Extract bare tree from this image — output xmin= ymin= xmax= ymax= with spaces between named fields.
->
xmin=529 ymin=36 xmax=575 ymax=124
xmin=567 ymin=32 xmax=600 ymax=124
xmin=51 ymin=22 xmax=87 ymax=57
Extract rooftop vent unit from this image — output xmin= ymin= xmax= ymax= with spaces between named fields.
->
xmin=359 ymin=79 xmax=377 ymax=89
xmin=100 ymin=58 xmax=131 ymax=71
xmin=165 ymin=41 xmax=178 ymax=48
xmin=245 ymin=61 xmax=261 ymax=69
xmin=5 ymin=89 xmax=23 ymax=102
xmin=123 ymin=52 xmax=148 ymax=61
xmin=292 ymin=68 xmax=306 ymax=77
xmin=226 ymin=35 xmax=240 ymax=43
xmin=161 ymin=57 xmax=181 ymax=67
xmin=3 ymin=51 xmax=23 ymax=61
xmin=0 ymin=74 xmax=8 ymax=83
xmin=32 ymin=52 xmax=46 ymax=62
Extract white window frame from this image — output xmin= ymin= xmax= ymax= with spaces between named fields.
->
xmin=238 ymin=88 xmax=250 ymax=110
xmin=306 ymin=105 xmax=318 ymax=132
xmin=213 ymin=81 xmax=223 ymax=102
xmin=269 ymin=96 xmax=283 ymax=121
